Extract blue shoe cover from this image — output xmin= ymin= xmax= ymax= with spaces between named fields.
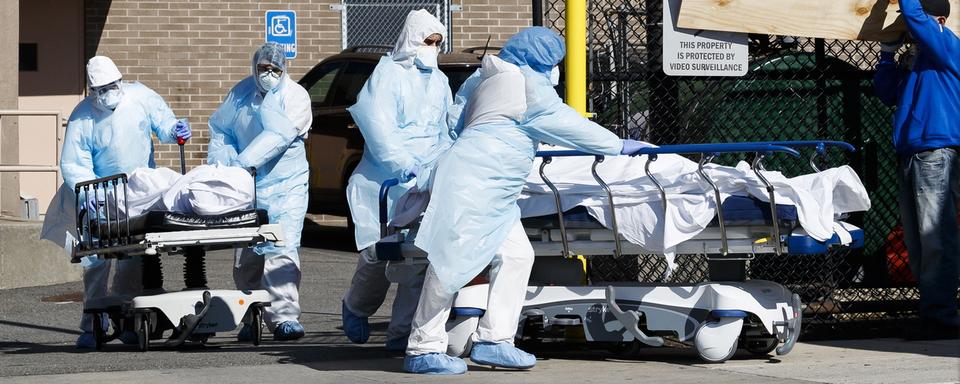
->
xmin=76 ymin=332 xmax=96 ymax=349
xmin=470 ymin=341 xmax=536 ymax=369
xmin=274 ymin=320 xmax=305 ymax=341
xmin=118 ymin=330 xmax=139 ymax=345
xmin=341 ymin=300 xmax=369 ymax=344
xmin=385 ymin=334 xmax=408 ymax=351
xmin=403 ymin=353 xmax=467 ymax=375
xmin=237 ymin=324 xmax=252 ymax=342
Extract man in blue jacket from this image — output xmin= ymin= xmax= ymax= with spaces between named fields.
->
xmin=874 ymin=0 xmax=960 ymax=339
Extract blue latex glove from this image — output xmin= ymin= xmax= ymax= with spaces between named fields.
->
xmin=620 ymin=139 xmax=657 ymax=156
xmin=175 ymin=119 xmax=192 ymax=141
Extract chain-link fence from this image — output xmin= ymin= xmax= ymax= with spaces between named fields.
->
xmin=337 ymin=0 xmax=453 ymax=52
xmin=540 ymin=0 xmax=941 ymax=336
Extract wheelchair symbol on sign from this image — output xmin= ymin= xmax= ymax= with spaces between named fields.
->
xmin=271 ymin=15 xmax=292 ymax=37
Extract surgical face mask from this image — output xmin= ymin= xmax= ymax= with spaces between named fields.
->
xmin=258 ymin=70 xmax=282 ymax=92
xmin=549 ymin=66 xmax=560 ymax=86
xmin=95 ymin=84 xmax=122 ymax=110
xmin=414 ymin=45 xmax=439 ymax=68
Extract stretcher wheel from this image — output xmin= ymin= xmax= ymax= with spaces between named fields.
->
xmin=694 ymin=317 xmax=743 ymax=363
xmin=251 ymin=305 xmax=263 ymax=346
xmin=92 ymin=312 xmax=106 ymax=351
xmin=137 ymin=314 xmax=151 ymax=352
xmin=743 ymin=337 xmax=778 ymax=356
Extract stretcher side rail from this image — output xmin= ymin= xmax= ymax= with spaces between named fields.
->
xmin=536 ymin=143 xmax=802 ymax=258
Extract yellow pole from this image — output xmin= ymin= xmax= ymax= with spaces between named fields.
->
xmin=565 ymin=0 xmax=589 ymax=117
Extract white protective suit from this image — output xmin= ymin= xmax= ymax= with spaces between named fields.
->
xmin=407 ymin=28 xmax=625 ymax=356
xmin=40 ymin=56 xmax=181 ymax=333
xmin=342 ymin=9 xmax=454 ymax=343
xmin=207 ymin=43 xmax=312 ymax=330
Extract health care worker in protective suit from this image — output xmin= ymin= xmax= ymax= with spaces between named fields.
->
xmin=207 ymin=42 xmax=312 ymax=341
xmin=41 ymin=56 xmax=192 ymax=348
xmin=403 ymin=27 xmax=655 ymax=374
xmin=341 ymin=9 xmax=455 ymax=351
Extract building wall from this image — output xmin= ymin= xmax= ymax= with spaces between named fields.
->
xmin=84 ymin=0 xmax=532 ymax=170
xmin=0 ymin=1 xmax=20 ymax=216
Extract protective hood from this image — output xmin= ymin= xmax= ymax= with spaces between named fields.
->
xmin=86 ymin=56 xmax=122 ymax=88
xmin=499 ymin=27 xmax=566 ymax=76
xmin=252 ymin=42 xmax=289 ymax=94
xmin=390 ymin=9 xmax=446 ymax=65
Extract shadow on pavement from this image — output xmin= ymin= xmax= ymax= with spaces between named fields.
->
xmin=300 ymin=219 xmax=355 ymax=252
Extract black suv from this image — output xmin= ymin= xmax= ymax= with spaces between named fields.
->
xmin=298 ymin=48 xmax=484 ymax=216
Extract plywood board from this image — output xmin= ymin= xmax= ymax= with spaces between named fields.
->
xmin=677 ymin=0 xmax=960 ymax=41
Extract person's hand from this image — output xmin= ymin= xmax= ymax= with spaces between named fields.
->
xmin=84 ymin=196 xmax=100 ymax=214
xmin=404 ymin=164 xmax=422 ymax=182
xmin=620 ymin=139 xmax=657 ymax=156
xmin=175 ymin=119 xmax=192 ymax=142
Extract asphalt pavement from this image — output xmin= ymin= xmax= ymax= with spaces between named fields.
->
xmin=1 ymin=219 xmax=957 ymax=383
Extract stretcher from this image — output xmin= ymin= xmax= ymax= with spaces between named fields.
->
xmin=72 ymin=152 xmax=283 ymax=351
xmin=374 ymin=140 xmax=865 ymax=363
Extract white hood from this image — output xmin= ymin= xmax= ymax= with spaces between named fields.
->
xmin=390 ymin=9 xmax=446 ymax=66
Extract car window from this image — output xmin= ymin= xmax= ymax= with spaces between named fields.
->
xmin=301 ymin=62 xmax=343 ymax=107
xmin=330 ymin=61 xmax=376 ymax=107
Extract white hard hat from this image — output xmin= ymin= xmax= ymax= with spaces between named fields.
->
xmin=86 ymin=56 xmax=122 ymax=88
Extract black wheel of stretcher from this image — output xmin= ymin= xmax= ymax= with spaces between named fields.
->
xmin=743 ymin=337 xmax=778 ymax=356
xmin=251 ymin=305 xmax=263 ymax=346
xmin=92 ymin=312 xmax=106 ymax=351
xmin=137 ymin=313 xmax=150 ymax=352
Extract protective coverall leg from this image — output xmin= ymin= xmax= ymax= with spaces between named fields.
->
xmin=406 ymin=220 xmax=533 ymax=355
xmin=79 ymin=255 xmax=142 ymax=332
xmin=233 ymin=179 xmax=307 ymax=330
xmin=344 ymin=251 xmax=425 ymax=342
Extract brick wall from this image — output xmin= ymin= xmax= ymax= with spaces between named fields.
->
xmin=85 ymin=0 xmax=532 ymax=170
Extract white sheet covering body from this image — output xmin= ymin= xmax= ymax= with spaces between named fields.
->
xmin=393 ymin=151 xmax=871 ymax=254
xmin=118 ymin=165 xmax=255 ymax=216
xmin=518 ymin=152 xmax=872 ymax=251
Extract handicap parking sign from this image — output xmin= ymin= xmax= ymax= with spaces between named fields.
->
xmin=265 ymin=10 xmax=297 ymax=59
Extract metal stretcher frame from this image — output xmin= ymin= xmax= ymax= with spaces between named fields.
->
xmin=70 ymin=163 xmax=281 ymax=351
xmin=375 ymin=141 xmax=860 ymax=263
xmin=71 ymin=169 xmax=283 ymax=262
xmin=532 ymin=141 xmax=858 ymax=261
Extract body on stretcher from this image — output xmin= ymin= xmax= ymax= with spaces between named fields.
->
xmin=374 ymin=141 xmax=867 ymax=363
xmin=72 ymin=168 xmax=283 ymax=351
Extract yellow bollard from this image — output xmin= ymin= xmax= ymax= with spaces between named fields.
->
xmin=564 ymin=0 xmax=591 ymax=118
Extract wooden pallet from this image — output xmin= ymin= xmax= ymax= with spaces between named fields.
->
xmin=677 ymin=0 xmax=960 ymax=41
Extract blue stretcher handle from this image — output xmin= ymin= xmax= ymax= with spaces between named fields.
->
xmin=379 ymin=178 xmax=400 ymax=226
xmin=537 ymin=143 xmax=801 ymax=158
xmin=744 ymin=140 xmax=856 ymax=154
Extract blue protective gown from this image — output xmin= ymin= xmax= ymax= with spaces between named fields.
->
xmin=346 ymin=55 xmax=455 ymax=250
xmin=414 ymin=29 xmax=624 ymax=294
xmin=54 ymin=81 xmax=179 ymax=333
xmin=207 ymin=73 xmax=312 ymax=326
xmin=61 ymin=82 xmax=179 ymax=189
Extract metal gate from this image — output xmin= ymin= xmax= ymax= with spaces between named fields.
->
xmin=540 ymin=0 xmax=933 ymax=335
xmin=337 ymin=0 xmax=453 ymax=52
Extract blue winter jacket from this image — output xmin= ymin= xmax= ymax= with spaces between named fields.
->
xmin=874 ymin=0 xmax=960 ymax=155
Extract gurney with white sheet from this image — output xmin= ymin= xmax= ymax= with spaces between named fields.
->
xmin=72 ymin=159 xmax=282 ymax=351
xmin=374 ymin=141 xmax=870 ymax=363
